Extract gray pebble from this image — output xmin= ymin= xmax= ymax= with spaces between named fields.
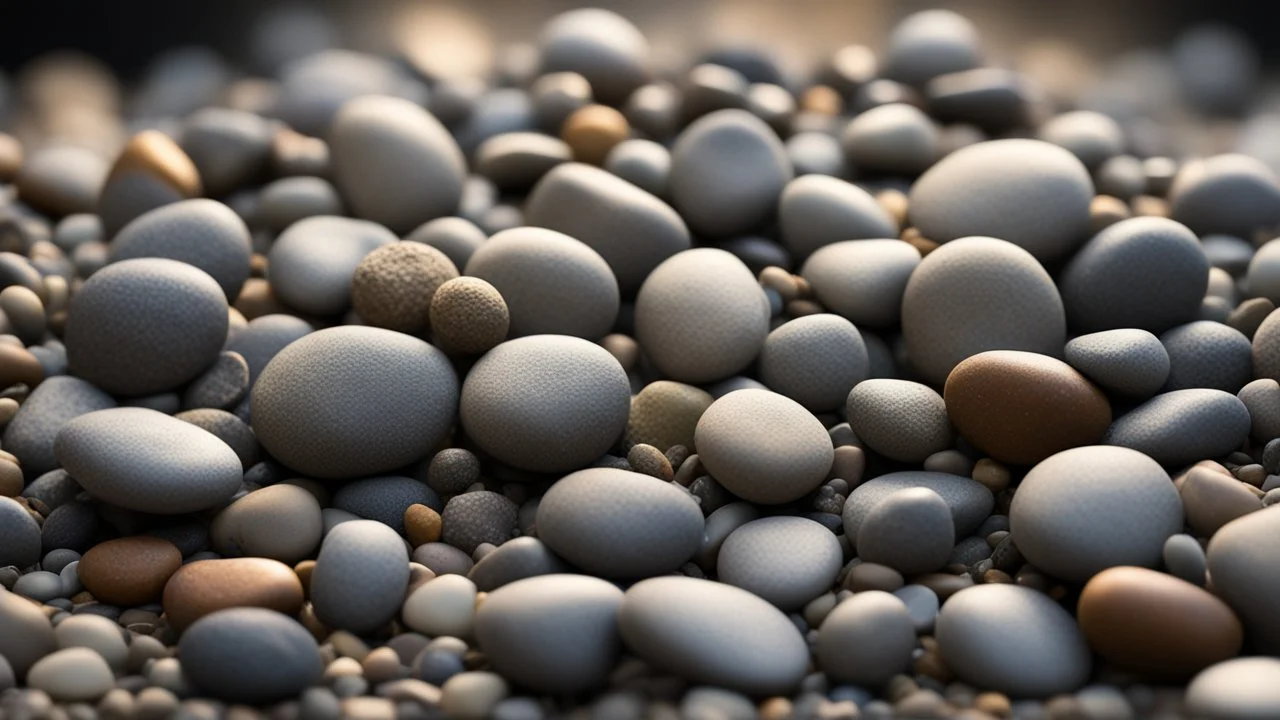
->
xmin=211 ymin=483 xmax=322 ymax=563
xmin=842 ymin=471 xmax=994 ymax=551
xmin=892 ymin=584 xmax=940 ymax=634
xmin=180 ymin=608 xmax=323 ymax=704
xmin=175 ymin=408 xmax=259 ymax=469
xmin=681 ymin=687 xmax=756 ymax=720
xmin=925 ymin=68 xmax=1035 ymax=131
xmin=426 ymin=449 xmax=481 ymax=497
xmin=760 ymin=314 xmax=869 ymax=412
xmin=1038 ymin=111 xmax=1124 ymax=169
xmin=311 ymin=520 xmax=409 ymax=634
xmin=603 ymin=139 xmax=670 ymax=199
xmin=778 ymin=175 xmax=898 ymax=260
xmin=531 ymin=71 xmax=591 ymax=134
xmin=841 ymin=103 xmax=939 ymax=176
xmin=39 ymin=502 xmax=99 ymax=554
xmin=26 ymin=647 xmax=113 ymax=703
xmin=1011 ymin=446 xmax=1184 ymax=582
xmin=1207 ymin=506 xmax=1280 ymax=654
xmin=817 ymin=591 xmax=916 ymax=687
xmin=538 ymin=9 xmax=650 ymax=106
xmin=1064 ymin=329 xmax=1171 ymax=398
xmin=440 ymin=671 xmax=510 ymax=720
xmin=405 ymin=217 xmax=487 ymax=273
xmin=223 ymin=313 xmax=313 ymax=388
xmin=695 ymin=502 xmax=759 ymax=572
xmin=1249 ymin=240 xmax=1280 ymax=308
xmin=180 ymin=107 xmax=273 ymax=197
xmin=0 ymin=287 xmax=45 ymax=346
xmin=1163 ymin=533 xmax=1207 ymax=586
xmin=13 ymin=571 xmax=63 ymax=602
xmin=856 ymin=487 xmax=954 ymax=575
xmin=1185 ymin=657 xmax=1280 ymax=720
xmin=474 ymin=133 xmax=570 ymax=192
xmin=412 ymin=543 xmax=474 ymax=577
xmin=182 ymin=351 xmax=250 ymax=411
xmin=0 ymin=587 xmax=57 ymax=679
xmin=452 ymin=88 xmax=536 ymax=157
xmin=537 ymin=467 xmax=702 ymax=579
xmin=1239 ymin=379 xmax=1280 ymax=444
xmin=265 ymin=215 xmax=396 ymax=316
xmin=717 ymin=516 xmax=842 ymax=610
xmin=1170 ymin=154 xmax=1280 ymax=239
xmin=786 ymin=131 xmax=847 ymax=178
xmin=1095 ymin=154 xmax=1148 ymax=200
xmin=882 ymin=10 xmax=980 ymax=87
xmin=801 ymin=240 xmax=921 ymax=329
xmin=334 ymin=477 xmax=439 ymax=534
xmin=1159 ymin=321 xmax=1253 ymax=393
xmin=41 ymin=548 xmax=80 ymax=575
xmin=0 ymin=497 xmax=41 ymax=569
xmin=402 ymin=574 xmax=477 ymax=638
xmin=257 ymin=176 xmax=345 ymax=234
xmin=468 ymin=537 xmax=569 ymax=592
xmin=847 ymin=379 xmax=953 ymax=463
xmin=441 ymin=490 xmax=518 ymax=555
xmin=1102 ymin=389 xmax=1250 ymax=467
xmin=109 ymin=199 xmax=252 ymax=301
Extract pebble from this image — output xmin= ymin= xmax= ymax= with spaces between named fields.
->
xmin=537 ymin=467 xmax=702 ymax=578
xmin=475 ymin=132 xmax=571 ymax=191
xmin=1059 ymin=217 xmax=1209 ymax=334
xmin=0 ymin=286 xmax=45 ymax=346
xmin=800 ymin=240 xmax=921 ymax=329
xmin=311 ymin=520 xmax=409 ymax=635
xmin=64 ymin=258 xmax=228 ymax=396
xmin=777 ymin=175 xmax=898 ymax=260
xmin=944 ymin=351 xmax=1111 ymax=465
xmin=717 ymin=516 xmax=842 ymax=610
xmin=404 ymin=504 xmax=443 ymax=547
xmin=1185 ymin=657 xmax=1280 ymax=720
xmin=468 ymin=537 xmax=569 ymax=592
xmin=77 ymin=536 xmax=182 ymax=606
xmin=0 ymin=344 xmax=45 ymax=391
xmin=179 ymin=608 xmax=323 ymax=704
xmin=333 ymin=476 xmax=439 ymax=535
xmin=441 ymin=490 xmax=518 ymax=555
xmin=1180 ymin=467 xmax=1262 ymax=538
xmin=843 ymin=472 xmax=994 ymax=550
xmin=883 ymin=10 xmax=981 ymax=87
xmin=817 ymin=591 xmax=917 ymax=687
xmin=893 ymin=584 xmax=940 ymax=634
xmin=109 ymin=199 xmax=252 ymax=301
xmin=266 ymin=215 xmax=397 ymax=316
xmin=1206 ymin=506 xmax=1280 ymax=654
xmin=1169 ymin=154 xmax=1280 ymax=239
xmin=618 ymin=576 xmax=808 ymax=695
xmin=1038 ymin=111 xmax=1123 ymax=169
xmin=1159 ymin=321 xmax=1253 ymax=393
xmin=1077 ymin=566 xmax=1242 ymax=677
xmin=251 ymin=326 xmax=458 ymax=479
xmin=626 ymin=381 xmax=714 ymax=454
xmin=695 ymin=389 xmax=833 ymax=504
xmin=26 ymin=647 xmax=113 ymax=703
xmin=856 ymin=487 xmax=954 ymax=575
xmin=1102 ymin=389 xmax=1251 ymax=467
xmin=426 ymin=449 xmax=481 ymax=497
xmin=179 ymin=107 xmax=273 ymax=197
xmin=538 ymin=8 xmax=650 ymax=106
xmin=211 ymin=483 xmax=323 ymax=563
xmin=847 ymin=379 xmax=953 ymax=463
xmin=412 ymin=543 xmax=474 ymax=577
xmin=16 ymin=145 xmax=109 ymax=217
xmin=97 ymin=130 xmax=202 ymax=237
xmin=55 ymin=407 xmax=241 ymax=513
xmin=1064 ymin=329 xmax=1171 ymax=398
xmin=0 ymin=586 xmax=57 ymax=679
xmin=1252 ymin=309 xmax=1280 ymax=383
xmin=1164 ymin=533 xmax=1208 ymax=586
xmin=440 ymin=671 xmax=510 ymax=720
xmin=603 ymin=139 xmax=670 ymax=198
xmin=175 ymin=408 xmax=259 ymax=469
xmin=223 ymin=313 xmax=313 ymax=387
xmin=183 ymin=351 xmax=250 ymax=411
xmin=402 ymin=574 xmax=477 ymax=638
xmin=405 ymin=217 xmax=487 ymax=275
xmin=561 ymin=104 xmax=628 ymax=166
xmin=162 ymin=557 xmax=305 ymax=631
xmin=459 ymin=335 xmax=629 ymax=473
xmin=936 ymin=584 xmax=1091 ymax=698
xmin=350 ymin=241 xmax=458 ymax=335
xmin=842 ymin=103 xmax=939 ymax=176
xmin=12 ymin=571 xmax=63 ymax=602
xmin=0 ymin=496 xmax=42 ymax=569
xmin=760 ymin=314 xmax=869 ymax=412
xmin=257 ymin=176 xmax=345 ymax=233
xmin=52 ymin=614 xmax=128 ymax=672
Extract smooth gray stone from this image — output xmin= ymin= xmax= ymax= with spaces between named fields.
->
xmin=537 ymin=468 xmax=702 ymax=579
xmin=537 ymin=8 xmax=650 ymax=106
xmin=0 ymin=497 xmax=41 ymax=569
xmin=179 ymin=608 xmax=323 ymax=704
xmin=109 ymin=199 xmax=252 ymax=302
xmin=882 ymin=10 xmax=980 ymax=87
xmin=474 ymin=574 xmax=623 ymax=694
xmin=468 ymin=537 xmax=569 ymax=592
xmin=936 ymin=584 xmax=1091 ymax=698
xmin=55 ymin=408 xmax=241 ymax=514
xmin=1238 ymin=379 xmax=1280 ymax=444
xmin=695 ymin=502 xmax=759 ymax=572
xmin=265 ymin=215 xmax=396 ymax=316
xmin=778 ymin=175 xmax=897 ymax=261
xmin=1095 ymin=154 xmax=1147 ymax=199
xmin=1170 ymin=154 xmax=1280 ymax=239
xmin=1163 ymin=533 xmax=1207 ymax=586
xmin=333 ymin=476 xmax=440 ymax=534
xmin=257 ymin=176 xmax=345 ymax=234
xmin=893 ymin=584 xmax=940 ymax=634
xmin=925 ymin=68 xmax=1036 ymax=131
xmin=618 ymin=576 xmax=808 ymax=695
xmin=856 ymin=487 xmax=954 ymax=575
xmin=1159 ymin=321 xmax=1253 ymax=393
xmin=1103 ymin=389 xmax=1250 ymax=467
xmin=786 ymin=131 xmax=847 ymax=178
xmin=842 ymin=471 xmax=994 ymax=552
xmin=223 ymin=313 xmax=313 ymax=387
xmin=847 ymin=379 xmax=953 ymax=464
xmin=453 ymin=88 xmax=537 ymax=156
xmin=717 ymin=516 xmax=842 ymax=611
xmin=64 ymin=258 xmax=228 ymax=397
xmin=1010 ymin=446 xmax=1184 ymax=583
xmin=12 ymin=571 xmax=63 ymax=602
xmin=251 ymin=326 xmax=458 ymax=480
xmin=404 ymin=217 xmax=487 ymax=273
xmin=841 ymin=102 xmax=939 ymax=176
xmin=474 ymin=133 xmax=571 ymax=192
xmin=759 ymin=314 xmax=869 ymax=412
xmin=1060 ymin=217 xmax=1209 ymax=334
xmin=603 ymin=139 xmax=670 ymax=199
xmin=1065 ymin=329 xmax=1170 ymax=398
xmin=0 ymin=585 xmax=58 ymax=679
xmin=1037 ymin=111 xmax=1124 ymax=169
xmin=817 ymin=591 xmax=916 ymax=686
xmin=1207 ymin=506 xmax=1280 ymax=654
xmin=1185 ymin=657 xmax=1280 ymax=720
xmin=180 ymin=107 xmax=274 ymax=197
xmin=310 ymin=520 xmax=409 ymax=634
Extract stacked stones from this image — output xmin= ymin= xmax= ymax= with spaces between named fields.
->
xmin=0 ymin=5 xmax=1278 ymax=720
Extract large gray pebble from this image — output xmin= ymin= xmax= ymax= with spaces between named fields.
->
xmin=842 ymin=471 xmax=994 ymax=551
xmin=1160 ymin=321 xmax=1253 ymax=393
xmin=329 ymin=95 xmax=465 ymax=234
xmin=525 ymin=162 xmax=691 ymax=297
xmin=1064 ymin=329 xmax=1170 ymax=398
xmin=1207 ymin=506 xmax=1280 ymax=654
xmin=1102 ymin=389 xmax=1250 ymax=467
xmin=1 ymin=374 xmax=109 ymax=477
xmin=211 ymin=483 xmax=323 ymax=563
xmin=635 ymin=248 xmax=770 ymax=383
xmin=257 ymin=176 xmax=345 ymax=234
xmin=538 ymin=9 xmax=650 ymax=106
xmin=1186 ymin=657 xmax=1280 ymax=720
xmin=618 ymin=576 xmax=808 ymax=695
xmin=856 ymin=487 xmax=954 ymax=575
xmin=55 ymin=408 xmax=241 ymax=514
xmin=717 ymin=516 xmax=842 ymax=610
xmin=936 ymin=584 xmax=1091 ymax=698
xmin=908 ymin=139 xmax=1092 ymax=263
xmin=669 ymin=110 xmax=793 ymax=238
xmin=817 ymin=591 xmax=916 ymax=687
xmin=841 ymin=103 xmax=939 ymax=176
xmin=847 ymin=379 xmax=953 ymax=463
xmin=311 ymin=520 xmax=409 ymax=634
xmin=265 ymin=216 xmax=396 ymax=316
xmin=0 ymin=585 xmax=58 ymax=679
xmin=882 ymin=10 xmax=981 ymax=87
xmin=65 ymin=258 xmax=228 ymax=396
xmin=695 ymin=389 xmax=833 ymax=504
xmin=223 ymin=313 xmax=313 ymax=387
xmin=179 ymin=608 xmax=323 ymax=704
xmin=1011 ymin=446 xmax=1183 ymax=582
xmin=1170 ymin=154 xmax=1280 ymax=239
xmin=901 ymin=236 xmax=1065 ymax=385
xmin=469 ymin=537 xmax=569 ymax=592
xmin=1059 ymin=217 xmax=1209 ymax=334
xmin=801 ymin=240 xmax=921 ymax=329
xmin=180 ymin=107 xmax=274 ymax=197
xmin=474 ymin=574 xmax=623 ymax=694
xmin=464 ymin=226 xmax=618 ymax=340
xmin=759 ymin=314 xmax=868 ymax=412
xmin=0 ymin=497 xmax=41 ymax=569
xmin=334 ymin=476 xmax=439 ymax=534
xmin=778 ymin=175 xmax=898 ymax=260
xmin=405 ymin=217 xmax=488 ymax=273
xmin=1037 ymin=111 xmax=1124 ymax=169
xmin=251 ymin=326 xmax=458 ymax=479
xmin=460 ymin=335 xmax=628 ymax=474
xmin=537 ymin=468 xmax=702 ymax=579
xmin=1252 ymin=309 xmax=1280 ymax=383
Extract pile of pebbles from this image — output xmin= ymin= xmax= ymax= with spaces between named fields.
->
xmin=3 ymin=6 xmax=1280 ymax=720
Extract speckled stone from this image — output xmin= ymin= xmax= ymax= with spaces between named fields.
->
xmin=180 ymin=608 xmax=323 ymax=704
xmin=843 ymin=471 xmax=994 ymax=551
xmin=0 ymin=496 xmax=41 ymax=569
xmin=1065 ymin=329 xmax=1171 ymax=398
xmin=162 ymin=557 xmax=305 ymax=631
xmin=717 ymin=516 xmax=842 ymax=610
xmin=800 ymin=240 xmax=921 ymax=329
xmin=78 ymin=536 xmax=183 ymax=606
xmin=1159 ymin=321 xmax=1253 ymax=393
xmin=760 ymin=314 xmax=869 ymax=412
xmin=310 ymin=520 xmax=409 ymax=634
xmin=350 ymin=241 xmax=458 ymax=335
xmin=3 ymin=376 xmax=115 ymax=479
xmin=856 ymin=487 xmax=955 ymax=575
xmin=334 ymin=476 xmax=440 ymax=534
xmin=109 ymin=199 xmax=253 ymax=301
xmin=817 ymin=591 xmax=917 ymax=687
xmin=847 ymin=379 xmax=953 ymax=463
xmin=441 ymin=491 xmax=518 ymax=555
xmin=625 ymin=381 xmax=714 ymax=453
xmin=211 ymin=483 xmax=323 ymax=563
xmin=778 ymin=175 xmax=898 ymax=260
xmin=468 ymin=537 xmax=570 ymax=592
xmin=1102 ymin=389 xmax=1250 ymax=467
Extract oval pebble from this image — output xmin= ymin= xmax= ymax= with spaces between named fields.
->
xmin=334 ymin=476 xmax=439 ymax=534
xmin=440 ymin=491 xmax=518 ymax=555
xmin=841 ymin=103 xmax=939 ymax=176
xmin=251 ymin=326 xmax=458 ymax=479
xmin=64 ymin=258 xmax=228 ymax=396
xmin=210 ymin=484 xmax=323 ymax=563
xmin=1170 ymin=154 xmax=1280 ymax=239
xmin=27 ymin=648 xmax=114 ymax=703
xmin=817 ymin=591 xmax=917 ymax=687
xmin=475 ymin=574 xmax=623 ymax=694
xmin=179 ymin=608 xmax=323 ymax=704
xmin=847 ymin=379 xmax=953 ymax=464
xmin=55 ymin=407 xmax=241 ymax=514
xmin=53 ymin=614 xmax=127 ymax=672
xmin=405 ymin=217 xmax=488 ymax=274
xmin=908 ymin=139 xmax=1092 ymax=263
xmin=1206 ymin=506 xmax=1280 ymax=654
xmin=257 ymin=176 xmax=345 ymax=234
xmin=944 ymin=351 xmax=1111 ymax=465
xmin=223 ymin=313 xmax=314 ymax=388
xmin=778 ymin=175 xmax=898 ymax=260
xmin=265 ymin=216 xmax=396 ymax=317
xmin=856 ymin=487 xmax=954 ymax=575
xmin=162 ymin=557 xmax=305 ymax=632
xmin=759 ymin=314 xmax=868 ymax=412
xmin=1011 ymin=446 xmax=1184 ymax=582
xmin=108 ymin=199 xmax=252 ymax=301
xmin=625 ymin=380 xmax=714 ymax=453
xmin=936 ymin=584 xmax=1091 ymax=698
xmin=1038 ymin=110 xmax=1124 ymax=169
xmin=1185 ymin=657 xmax=1280 ymax=720
xmin=536 ymin=467 xmax=703 ymax=579
xmin=603 ymin=139 xmax=670 ymax=199
xmin=1064 ymin=329 xmax=1171 ymax=398
xmin=538 ymin=8 xmax=650 ymax=106
xmin=883 ymin=10 xmax=981 ymax=87
xmin=350 ymin=242 xmax=458 ymax=335
xmin=0 ymin=587 xmax=57 ymax=679
xmin=1102 ymin=389 xmax=1250 ymax=467
xmin=310 ymin=520 xmax=409 ymax=635
xmin=695 ymin=389 xmax=833 ymax=504
xmin=468 ymin=537 xmax=569 ymax=592
xmin=182 ymin=351 xmax=250 ymax=411
xmin=460 ymin=335 xmax=628 ymax=474
xmin=717 ymin=516 xmax=842 ymax=610
xmin=800 ymin=240 xmax=921 ymax=329
xmin=429 ymin=277 xmax=510 ymax=356
xmin=402 ymin=574 xmax=477 ymax=638
xmin=2 ymin=377 xmax=114 ymax=479
xmin=1160 ymin=321 xmax=1253 ymax=393
xmin=618 ymin=576 xmax=808 ymax=695
xmin=842 ymin=471 xmax=994 ymax=550
xmin=635 ymin=248 xmax=770 ymax=384
xmin=78 ymin=536 xmax=182 ymax=606
xmin=475 ymin=132 xmax=571 ymax=191
xmin=901 ymin=236 xmax=1066 ymax=385
xmin=0 ymin=496 xmax=41 ymax=569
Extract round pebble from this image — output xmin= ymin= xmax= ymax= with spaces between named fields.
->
xmin=1038 ymin=111 xmax=1124 ymax=169
xmin=211 ymin=484 xmax=323 ymax=563
xmin=440 ymin=671 xmax=510 ymax=720
xmin=538 ymin=8 xmax=650 ymax=106
xmin=0 ymin=287 xmax=46 ymax=346
xmin=179 ymin=107 xmax=273 ymax=197
xmin=0 ymin=496 xmax=41 ymax=569
xmin=78 ymin=536 xmax=182 ymax=606
xmin=843 ymin=471 xmax=994 ymax=550
xmin=1102 ymin=389 xmax=1251 ymax=467
xmin=1206 ymin=505 xmax=1280 ymax=654
xmin=778 ymin=175 xmax=898 ymax=260
xmin=603 ymin=139 xmax=670 ymax=198
xmin=1160 ymin=321 xmax=1253 ymax=393
xmin=426 ymin=449 xmax=481 ymax=497
xmin=182 ymin=351 xmax=250 ymax=412
xmin=841 ymin=103 xmax=939 ymax=176
xmin=717 ymin=516 xmax=842 ymax=610
xmin=108 ymin=199 xmax=252 ymax=301
xmin=800 ymin=240 xmax=921 ymax=329
xmin=0 ymin=344 xmax=45 ymax=391
xmin=441 ymin=490 xmax=518 ymax=555
xmin=26 ymin=648 xmax=113 ymax=703
xmin=847 ymin=379 xmax=953 ymax=464
xmin=402 ymin=574 xmax=477 ymax=638
xmin=265 ymin=215 xmax=396 ymax=316
xmin=179 ymin=608 xmax=323 ymax=704
xmin=406 ymin=217 xmax=488 ymax=273
xmin=52 ymin=614 xmax=127 ymax=672
xmin=335 ymin=476 xmax=439 ymax=534
xmin=1064 ymin=329 xmax=1171 ymax=398
xmin=475 ymin=132 xmax=571 ymax=191
xmin=856 ymin=487 xmax=954 ymax=575
xmin=162 ymin=557 xmax=305 ymax=632
xmin=759 ymin=314 xmax=868 ymax=412
xmin=351 ymin=242 xmax=459 ymax=334
xmin=561 ymin=104 xmax=629 ymax=166
xmin=257 ymin=176 xmax=345 ymax=234
xmin=1169 ymin=154 xmax=1280 ymax=239
xmin=1185 ymin=657 xmax=1280 ymax=720
xmin=817 ymin=591 xmax=917 ymax=687
xmin=625 ymin=381 xmax=714 ymax=453
xmin=310 ymin=520 xmax=409 ymax=635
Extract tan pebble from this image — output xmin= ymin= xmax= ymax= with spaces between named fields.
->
xmin=845 ymin=562 xmax=904 ymax=593
xmin=71 ymin=591 xmax=94 ymax=604
xmin=0 ymin=457 xmax=22 ymax=497
xmin=759 ymin=266 xmax=799 ymax=302
xmin=0 ymin=133 xmax=22 ymax=182
xmin=801 ymin=85 xmax=843 ymax=116
xmin=877 ymin=189 xmax=910 ymax=228
xmin=902 ymin=231 xmax=939 ymax=257
xmin=0 ymin=344 xmax=45 ymax=389
xmin=884 ymin=675 xmax=919 ymax=703
xmin=342 ymin=696 xmax=396 ymax=720
xmin=1090 ymin=195 xmax=1131 ymax=233
xmin=1237 ymin=464 xmax=1267 ymax=488
xmin=1078 ymin=566 xmax=1242 ymax=678
xmin=407 ymin=563 xmax=437 ymax=596
xmin=973 ymin=692 xmax=1012 ymax=717
xmin=914 ymin=572 xmax=975 ymax=601
xmin=107 ymin=130 xmax=202 ymax=196
xmin=250 ymin=253 xmax=268 ymax=277
xmin=759 ymin=697 xmax=793 ymax=720
xmin=828 ymin=445 xmax=866 ymax=486
xmin=923 ymin=449 xmax=973 ymax=477
xmin=626 ymin=380 xmax=714 ymax=453
xmin=404 ymin=504 xmax=443 ymax=547
xmin=294 ymin=560 xmax=316 ymax=599
xmin=272 ymin=127 xmax=330 ymax=177
xmin=234 ymin=278 xmax=290 ymax=320
xmin=330 ymin=630 xmax=371 ymax=661
xmin=324 ymin=655 xmax=364 ymax=679
xmin=600 ymin=333 xmax=639 ymax=373
xmin=161 ymin=557 xmax=305 ymax=632
xmin=972 ymin=459 xmax=1010 ymax=494
xmin=79 ymin=537 xmax=182 ymax=607
xmin=793 ymin=276 xmax=813 ymax=298
xmin=914 ymin=652 xmax=953 ymax=683
xmin=1131 ymin=195 xmax=1169 ymax=217
xmin=561 ymin=104 xmax=630 ymax=165
xmin=352 ymin=242 xmax=458 ymax=334
xmin=300 ymin=603 xmax=328 ymax=641
xmin=626 ymin=443 xmax=674 ymax=481
xmin=1179 ymin=467 xmax=1262 ymax=537
xmin=429 ymin=277 xmax=509 ymax=356
xmin=982 ymin=569 xmax=1013 ymax=584
xmin=786 ymin=298 xmax=824 ymax=317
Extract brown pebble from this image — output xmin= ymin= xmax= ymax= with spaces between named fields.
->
xmin=79 ymin=536 xmax=182 ymax=607
xmin=600 ymin=334 xmax=639 ymax=373
xmin=428 ymin=277 xmax=509 ymax=356
xmin=944 ymin=351 xmax=1111 ymax=466
xmin=800 ymin=85 xmax=843 ymax=116
xmin=902 ymin=230 xmax=940 ymax=257
xmin=914 ymin=572 xmax=975 ymax=601
xmin=162 ymin=557 xmax=305 ymax=632
xmin=404 ymin=504 xmax=443 ymax=547
xmin=626 ymin=443 xmax=674 ymax=481
xmin=626 ymin=381 xmax=714 ymax=453
xmin=234 ymin=278 xmax=290 ymax=320
xmin=786 ymin=298 xmax=824 ymax=317
xmin=1089 ymin=195 xmax=1131 ymax=234
xmin=0 ymin=344 xmax=44 ymax=390
xmin=973 ymin=692 xmax=1012 ymax=717
xmin=294 ymin=560 xmax=316 ymax=599
xmin=1077 ymin=566 xmax=1242 ymax=678
xmin=828 ymin=445 xmax=866 ymax=486
xmin=352 ymin=242 xmax=458 ymax=335
xmin=876 ymin=189 xmax=910 ymax=228
xmin=914 ymin=652 xmax=954 ymax=684
xmin=561 ymin=104 xmax=630 ymax=165
xmin=1131 ymin=195 xmax=1169 ymax=218
xmin=0 ymin=133 xmax=22 ymax=182
xmin=0 ymin=458 xmax=22 ymax=497
xmin=971 ymin=459 xmax=1010 ymax=494
xmin=759 ymin=266 xmax=799 ymax=302
xmin=793 ymin=276 xmax=813 ymax=298
xmin=981 ymin=569 xmax=1013 ymax=584
xmin=1179 ymin=467 xmax=1261 ymax=538
xmin=760 ymin=697 xmax=793 ymax=720
xmin=0 ymin=397 xmax=15 ymax=426
xmin=844 ymin=562 xmax=905 ymax=593
xmin=1237 ymin=464 xmax=1267 ymax=488
xmin=107 ymin=130 xmax=202 ymax=197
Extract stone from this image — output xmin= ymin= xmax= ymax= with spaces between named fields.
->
xmin=78 ymin=536 xmax=182 ymax=606
xmin=179 ymin=608 xmax=323 ymax=704
xmin=817 ymin=591 xmax=917 ymax=687
xmin=162 ymin=557 xmax=305 ymax=632
xmin=717 ymin=516 xmax=843 ymax=610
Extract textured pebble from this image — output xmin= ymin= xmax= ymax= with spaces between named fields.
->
xmin=311 ymin=520 xmax=409 ymax=634
xmin=429 ymin=277 xmax=509 ymax=356
xmin=109 ymin=199 xmax=252 ymax=301
xmin=1103 ymin=389 xmax=1250 ymax=467
xmin=211 ymin=484 xmax=323 ymax=563
xmin=468 ymin=537 xmax=569 ymax=592
xmin=800 ymin=240 xmax=921 ymax=329
xmin=1206 ymin=506 xmax=1280 ymax=654
xmin=265 ymin=216 xmax=396 ymax=316
xmin=778 ymin=175 xmax=897 ymax=260
xmin=402 ymin=574 xmax=477 ymax=638
xmin=855 ymin=487 xmax=954 ymax=575
xmin=760 ymin=314 xmax=868 ymax=412
xmin=717 ymin=516 xmax=842 ymax=610
xmin=0 ymin=497 xmax=42 ymax=569
xmin=350 ymin=242 xmax=458 ymax=335
xmin=1170 ymin=154 xmax=1280 ymax=239
xmin=1065 ymin=329 xmax=1171 ymax=398
xmin=162 ymin=557 xmax=305 ymax=632
xmin=1160 ymin=321 xmax=1253 ymax=393
xmin=78 ymin=536 xmax=182 ymax=606
xmin=441 ymin=491 xmax=518 ymax=555
xmin=179 ymin=608 xmax=323 ymax=704
xmin=334 ymin=476 xmax=440 ymax=534
xmin=847 ymin=379 xmax=953 ymax=464
xmin=817 ymin=591 xmax=916 ymax=687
